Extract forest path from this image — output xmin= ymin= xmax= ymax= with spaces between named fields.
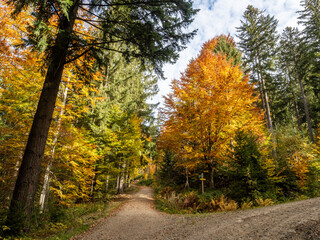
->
xmin=74 ymin=186 xmax=320 ymax=240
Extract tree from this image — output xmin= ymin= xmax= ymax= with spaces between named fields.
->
xmin=298 ymin=0 xmax=320 ymax=135
xmin=159 ymin=36 xmax=265 ymax=189
xmin=6 ymin=0 xmax=198 ymax=231
xmin=277 ymin=27 xmax=315 ymax=141
xmin=228 ymin=130 xmax=269 ymax=202
xmin=237 ymin=5 xmax=278 ymax=152
xmin=0 ymin=3 xmax=43 ymax=207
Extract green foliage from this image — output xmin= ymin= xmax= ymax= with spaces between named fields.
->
xmin=213 ymin=35 xmax=242 ymax=66
xmin=136 ymin=179 xmax=153 ymax=186
xmin=298 ymin=0 xmax=320 ymax=129
xmin=8 ymin=0 xmax=198 ymax=76
xmin=228 ymin=130 xmax=269 ymax=203
xmin=157 ymin=150 xmax=186 ymax=187
xmin=273 ymin=127 xmax=317 ymax=198
xmin=22 ymin=201 xmax=121 ymax=239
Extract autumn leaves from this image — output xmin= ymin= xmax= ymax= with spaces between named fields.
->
xmin=159 ymin=36 xmax=265 ymax=188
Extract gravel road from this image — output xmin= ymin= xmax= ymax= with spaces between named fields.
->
xmin=74 ymin=187 xmax=320 ymax=240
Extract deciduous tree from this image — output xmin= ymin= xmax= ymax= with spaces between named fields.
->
xmin=159 ymin=36 xmax=265 ymax=189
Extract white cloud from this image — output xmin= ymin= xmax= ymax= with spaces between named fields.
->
xmin=149 ymin=0 xmax=303 ymax=107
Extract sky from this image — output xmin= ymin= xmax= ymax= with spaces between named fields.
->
xmin=150 ymin=0 xmax=303 ymax=108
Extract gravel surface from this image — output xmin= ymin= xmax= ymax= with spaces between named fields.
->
xmin=73 ymin=187 xmax=320 ymax=240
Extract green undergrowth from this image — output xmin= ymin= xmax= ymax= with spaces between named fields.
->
xmin=1 ymin=201 xmax=121 ymax=240
xmin=1 ymin=187 xmax=138 ymax=240
xmin=136 ymin=178 xmax=153 ymax=186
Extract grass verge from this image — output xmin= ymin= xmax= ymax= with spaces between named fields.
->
xmin=1 ymin=187 xmax=138 ymax=240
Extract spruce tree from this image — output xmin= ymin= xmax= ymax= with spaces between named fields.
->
xmin=237 ymin=5 xmax=278 ymax=154
xmin=278 ymin=27 xmax=314 ymax=141
xmin=298 ymin=0 xmax=320 ymax=130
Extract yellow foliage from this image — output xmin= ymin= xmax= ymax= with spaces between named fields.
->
xmin=288 ymin=144 xmax=313 ymax=188
xmin=255 ymin=198 xmax=273 ymax=207
xmin=211 ymin=195 xmax=238 ymax=211
xmin=241 ymin=201 xmax=253 ymax=209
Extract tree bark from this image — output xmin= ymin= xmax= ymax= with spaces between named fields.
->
xmin=6 ymin=2 xmax=79 ymax=232
xmin=185 ymin=167 xmax=189 ymax=189
xmin=39 ymin=81 xmax=69 ymax=213
xmin=257 ymin=54 xmax=276 ymax=158
xmin=298 ymin=77 xmax=314 ymax=142
xmin=208 ymin=164 xmax=214 ymax=189
xmin=105 ymin=175 xmax=110 ymax=192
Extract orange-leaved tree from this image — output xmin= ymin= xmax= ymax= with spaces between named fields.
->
xmin=159 ymin=35 xmax=265 ymax=189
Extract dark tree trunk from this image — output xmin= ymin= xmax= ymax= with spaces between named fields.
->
xmin=208 ymin=164 xmax=214 ymax=189
xmin=6 ymin=2 xmax=79 ymax=232
xmin=298 ymin=77 xmax=314 ymax=142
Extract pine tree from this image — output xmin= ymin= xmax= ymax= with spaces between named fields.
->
xmin=237 ymin=5 xmax=278 ymax=152
xmin=298 ymin=0 xmax=320 ymax=133
xmin=278 ymin=27 xmax=314 ymax=142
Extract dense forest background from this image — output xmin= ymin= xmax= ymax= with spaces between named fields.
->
xmin=0 ymin=0 xmax=319 ymax=237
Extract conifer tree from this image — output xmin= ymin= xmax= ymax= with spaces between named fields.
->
xmin=278 ymin=27 xmax=314 ymax=142
xmin=237 ymin=5 xmax=278 ymax=149
xmin=298 ymin=0 xmax=320 ymax=131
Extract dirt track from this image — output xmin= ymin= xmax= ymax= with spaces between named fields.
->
xmin=74 ymin=187 xmax=320 ymax=240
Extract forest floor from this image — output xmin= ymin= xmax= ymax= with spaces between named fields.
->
xmin=73 ymin=186 xmax=320 ymax=240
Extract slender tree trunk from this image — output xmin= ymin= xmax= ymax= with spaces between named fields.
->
xmin=298 ymin=77 xmax=314 ymax=142
xmin=124 ymin=174 xmax=128 ymax=190
xmin=185 ymin=167 xmax=189 ymax=189
xmin=118 ymin=176 xmax=124 ymax=194
xmin=257 ymin=55 xmax=276 ymax=158
xmin=118 ymin=162 xmax=126 ymax=194
xmin=292 ymin=93 xmax=302 ymax=131
xmin=6 ymin=2 xmax=79 ymax=232
xmin=105 ymin=175 xmax=109 ymax=192
xmin=128 ymin=175 xmax=131 ymax=188
xmin=115 ymin=175 xmax=120 ymax=191
xmin=208 ymin=163 xmax=214 ymax=189
xmin=254 ymin=59 xmax=268 ymax=127
xmin=39 ymin=82 xmax=69 ymax=213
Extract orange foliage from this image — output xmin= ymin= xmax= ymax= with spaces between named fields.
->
xmin=159 ymin=36 xmax=265 ymax=172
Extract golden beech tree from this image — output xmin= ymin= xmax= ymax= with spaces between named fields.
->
xmin=159 ymin=36 xmax=265 ymax=189
xmin=0 ymin=4 xmax=43 ymax=205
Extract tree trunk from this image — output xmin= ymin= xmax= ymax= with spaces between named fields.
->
xmin=116 ymin=176 xmax=120 ymax=190
xmin=105 ymin=175 xmax=110 ymax=192
xmin=208 ymin=164 xmax=214 ymax=189
xmin=6 ymin=2 xmax=79 ymax=232
xmin=298 ymin=77 xmax=314 ymax=142
xmin=292 ymin=92 xmax=302 ymax=131
xmin=90 ymin=167 xmax=97 ymax=200
xmin=128 ymin=175 xmax=131 ymax=188
xmin=185 ymin=167 xmax=189 ymax=189
xmin=39 ymin=82 xmax=69 ymax=213
xmin=257 ymin=55 xmax=276 ymax=158
xmin=118 ymin=162 xmax=126 ymax=194
xmin=118 ymin=176 xmax=124 ymax=194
